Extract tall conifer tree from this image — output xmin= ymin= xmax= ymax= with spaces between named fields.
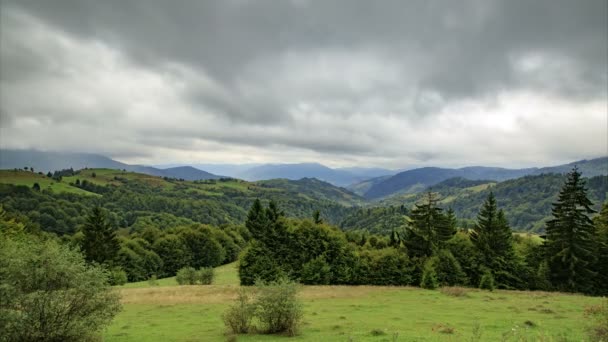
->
xmin=406 ymin=192 xmax=452 ymax=256
xmin=471 ymin=193 xmax=519 ymax=288
xmin=545 ymin=167 xmax=596 ymax=293
xmin=82 ymin=207 xmax=119 ymax=265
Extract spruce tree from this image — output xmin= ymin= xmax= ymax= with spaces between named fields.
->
xmin=406 ymin=192 xmax=452 ymax=257
xmin=81 ymin=207 xmax=120 ymax=265
xmin=246 ymin=199 xmax=268 ymax=241
xmin=545 ymin=167 xmax=597 ymax=293
xmin=470 ymin=193 xmax=519 ymax=288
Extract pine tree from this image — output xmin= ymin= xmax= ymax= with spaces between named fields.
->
xmin=470 ymin=193 xmax=519 ymax=288
xmin=406 ymin=192 xmax=452 ymax=257
xmin=545 ymin=167 xmax=597 ymax=293
xmin=81 ymin=207 xmax=120 ymax=265
xmin=246 ymin=199 xmax=268 ymax=241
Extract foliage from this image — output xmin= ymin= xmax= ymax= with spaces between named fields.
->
xmin=254 ymin=277 xmax=303 ymax=336
xmin=0 ymin=236 xmax=121 ymax=342
xmin=479 ymin=270 xmax=495 ymax=291
xmin=300 ymin=255 xmax=331 ymax=285
xmin=176 ymin=267 xmax=198 ymax=285
xmin=545 ymin=168 xmax=597 ymax=293
xmin=405 ymin=192 xmax=454 ymax=257
xmin=108 ymin=267 xmax=128 ymax=286
xmin=223 ymin=288 xmax=255 ymax=334
xmin=420 ymin=259 xmax=439 ymax=289
xmin=81 ymin=206 xmax=120 ymax=265
xmin=197 ymin=267 xmax=214 ymax=285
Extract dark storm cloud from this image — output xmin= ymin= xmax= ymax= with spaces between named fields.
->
xmin=0 ymin=0 xmax=606 ymax=167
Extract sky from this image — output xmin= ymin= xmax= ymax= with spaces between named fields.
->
xmin=0 ymin=0 xmax=606 ymax=169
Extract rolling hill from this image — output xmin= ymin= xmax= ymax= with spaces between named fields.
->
xmin=363 ymin=157 xmax=608 ymax=199
xmin=235 ymin=162 xmax=366 ymax=186
xmin=0 ymin=149 xmax=222 ymax=181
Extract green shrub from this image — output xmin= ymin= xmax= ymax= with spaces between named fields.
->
xmin=108 ymin=267 xmax=128 ymax=286
xmin=176 ymin=266 xmax=197 ymax=285
xmin=479 ymin=271 xmax=495 ymax=291
xmin=0 ymin=236 xmax=121 ymax=341
xmin=148 ymin=274 xmax=159 ymax=286
xmin=197 ymin=267 xmax=214 ymax=285
xmin=255 ymin=277 xmax=302 ymax=336
xmin=223 ymin=288 xmax=255 ymax=334
xmin=420 ymin=260 xmax=439 ymax=289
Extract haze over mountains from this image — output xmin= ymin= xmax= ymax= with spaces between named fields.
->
xmin=1 ymin=150 xmax=606 ymax=197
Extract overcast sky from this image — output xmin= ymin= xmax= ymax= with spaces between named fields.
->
xmin=0 ymin=0 xmax=606 ymax=169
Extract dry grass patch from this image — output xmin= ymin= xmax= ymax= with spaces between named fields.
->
xmin=440 ymin=286 xmax=470 ymax=297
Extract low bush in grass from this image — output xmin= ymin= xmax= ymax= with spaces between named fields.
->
xmin=176 ymin=266 xmax=198 ymax=285
xmin=420 ymin=260 xmax=438 ymax=289
xmin=223 ymin=277 xmax=302 ymax=336
xmin=197 ymin=267 xmax=214 ymax=285
xmin=223 ymin=288 xmax=255 ymax=334
xmin=176 ymin=266 xmax=214 ymax=285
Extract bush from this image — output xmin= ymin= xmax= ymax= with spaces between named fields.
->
xmin=0 ymin=236 xmax=121 ymax=341
xmin=197 ymin=267 xmax=214 ymax=285
xmin=108 ymin=267 xmax=128 ymax=286
xmin=479 ymin=271 xmax=495 ymax=291
xmin=223 ymin=288 xmax=255 ymax=334
xmin=255 ymin=277 xmax=302 ymax=336
xmin=176 ymin=266 xmax=197 ymax=285
xmin=420 ymin=260 xmax=438 ymax=289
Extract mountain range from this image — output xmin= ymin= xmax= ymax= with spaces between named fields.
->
xmin=1 ymin=150 xmax=606 ymax=193
xmin=356 ymin=157 xmax=608 ymax=199
xmin=0 ymin=150 xmax=222 ymax=181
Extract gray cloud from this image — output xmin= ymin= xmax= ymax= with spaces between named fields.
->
xmin=0 ymin=0 xmax=606 ymax=168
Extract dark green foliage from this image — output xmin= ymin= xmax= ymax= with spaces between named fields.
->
xmin=117 ymin=237 xmax=163 ymax=281
xmin=434 ymin=249 xmax=467 ymax=286
xmin=300 ymin=255 xmax=331 ymax=285
xmin=420 ymin=260 xmax=439 ymax=289
xmin=0 ymin=236 xmax=121 ymax=341
xmin=470 ymin=193 xmax=520 ymax=289
xmin=357 ymin=248 xmax=413 ymax=285
xmin=545 ymin=168 xmax=597 ymax=293
xmin=31 ymin=182 xmax=40 ymax=191
xmin=176 ymin=226 xmax=225 ymax=268
xmin=479 ymin=270 xmax=495 ymax=291
xmin=153 ymin=234 xmax=190 ymax=277
xmin=81 ymin=207 xmax=120 ymax=265
xmin=176 ymin=267 xmax=198 ymax=285
xmin=239 ymin=241 xmax=283 ymax=285
xmin=406 ymin=192 xmax=454 ymax=257
xmin=340 ymin=205 xmax=408 ymax=234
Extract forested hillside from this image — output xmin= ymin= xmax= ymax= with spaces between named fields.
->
xmin=375 ymin=174 xmax=607 ymax=232
xmin=0 ymin=169 xmax=359 ymax=235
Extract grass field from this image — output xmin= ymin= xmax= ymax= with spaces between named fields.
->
xmin=0 ymin=170 xmax=97 ymax=195
xmin=106 ymin=263 xmax=600 ymax=342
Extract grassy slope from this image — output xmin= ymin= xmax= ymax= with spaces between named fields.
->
xmin=106 ymin=263 xmax=598 ymax=341
xmin=0 ymin=170 xmax=97 ymax=196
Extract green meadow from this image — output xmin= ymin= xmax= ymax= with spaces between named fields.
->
xmin=106 ymin=263 xmax=600 ymax=342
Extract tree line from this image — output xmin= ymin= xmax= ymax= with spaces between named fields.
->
xmin=239 ymin=168 xmax=608 ymax=295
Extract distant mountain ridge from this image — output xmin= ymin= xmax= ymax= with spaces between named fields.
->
xmin=0 ymin=150 xmax=222 ymax=181
xmin=362 ymin=157 xmax=608 ymax=199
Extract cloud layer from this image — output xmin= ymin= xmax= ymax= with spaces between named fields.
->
xmin=1 ymin=0 xmax=606 ymax=168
